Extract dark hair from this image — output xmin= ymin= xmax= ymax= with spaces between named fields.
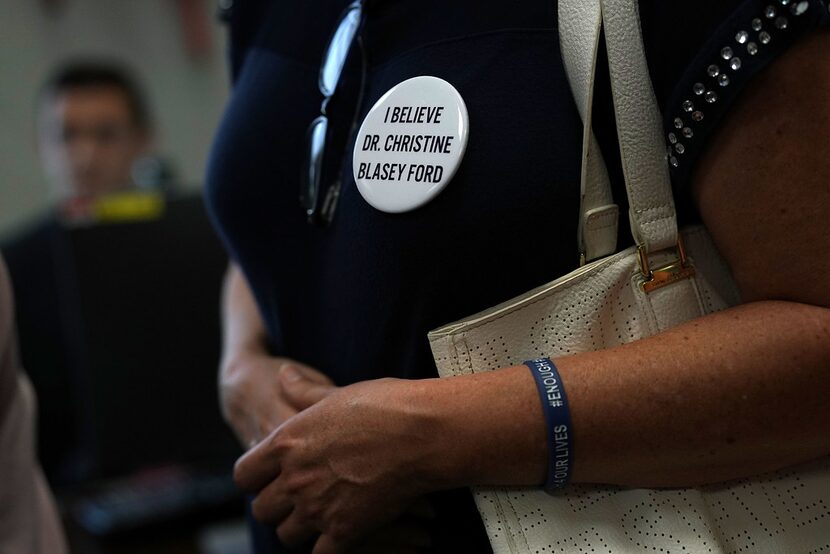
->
xmin=41 ymin=61 xmax=151 ymax=131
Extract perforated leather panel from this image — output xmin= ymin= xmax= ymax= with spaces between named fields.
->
xmin=429 ymin=226 xmax=830 ymax=553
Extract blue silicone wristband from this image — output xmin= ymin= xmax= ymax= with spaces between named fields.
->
xmin=525 ymin=357 xmax=574 ymax=492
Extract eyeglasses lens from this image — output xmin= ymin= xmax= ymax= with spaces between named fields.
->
xmin=301 ymin=116 xmax=329 ymax=215
xmin=302 ymin=1 xmax=362 ymax=223
xmin=319 ymin=4 xmax=362 ymax=97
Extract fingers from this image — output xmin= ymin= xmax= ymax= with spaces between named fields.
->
xmin=249 ymin=477 xmax=293 ymax=524
xmin=312 ymin=533 xmax=350 ymax=554
xmin=246 ymin=410 xmax=291 ymax=450
xmin=291 ymin=362 xmax=336 ymax=386
xmin=234 ymin=435 xmax=282 ymax=492
xmin=277 ymin=510 xmax=318 ymax=547
xmin=280 ymin=365 xmax=337 ymax=410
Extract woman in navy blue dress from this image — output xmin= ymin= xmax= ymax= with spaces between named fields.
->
xmin=206 ymin=1 xmax=830 ymax=551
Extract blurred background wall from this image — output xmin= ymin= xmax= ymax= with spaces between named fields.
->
xmin=0 ymin=3 xmax=245 ymax=551
xmin=0 ymin=0 xmax=229 ymax=235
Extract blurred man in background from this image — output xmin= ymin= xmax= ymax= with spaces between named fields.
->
xmin=0 ymin=5 xmax=244 ymax=545
xmin=1 ymin=61 xmax=238 ymax=546
xmin=38 ymin=62 xmax=152 ymax=206
xmin=0 ymin=61 xmax=161 ymax=484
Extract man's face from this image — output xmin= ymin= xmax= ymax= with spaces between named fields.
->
xmin=38 ymin=86 xmax=149 ymax=200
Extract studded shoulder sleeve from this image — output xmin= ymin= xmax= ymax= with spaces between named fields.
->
xmin=641 ymin=0 xmax=830 ymax=199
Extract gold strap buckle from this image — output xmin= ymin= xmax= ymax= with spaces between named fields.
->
xmin=637 ymin=236 xmax=696 ymax=293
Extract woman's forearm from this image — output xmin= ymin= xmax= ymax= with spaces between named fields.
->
xmin=423 ymin=299 xmax=830 ymax=490
xmin=220 ymin=263 xmax=269 ymax=371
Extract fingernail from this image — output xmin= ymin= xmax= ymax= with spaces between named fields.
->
xmin=280 ymin=364 xmax=302 ymax=383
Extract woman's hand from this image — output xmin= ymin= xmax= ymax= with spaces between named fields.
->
xmin=234 ymin=377 xmax=444 ymax=553
xmin=218 ymin=263 xmax=337 ymax=449
xmin=220 ymin=353 xmax=335 ymax=448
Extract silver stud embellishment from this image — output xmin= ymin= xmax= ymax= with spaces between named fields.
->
xmin=791 ymin=1 xmax=809 ymax=15
xmin=663 ymin=0 xmax=799 ymax=172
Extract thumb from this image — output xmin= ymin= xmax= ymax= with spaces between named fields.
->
xmin=279 ymin=364 xmax=337 ymax=410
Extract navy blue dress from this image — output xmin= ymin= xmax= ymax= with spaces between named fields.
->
xmin=205 ymin=1 xmax=829 ymax=551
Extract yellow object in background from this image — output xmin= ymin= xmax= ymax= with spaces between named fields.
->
xmin=92 ymin=191 xmax=166 ymax=222
xmin=59 ymin=190 xmax=166 ymax=226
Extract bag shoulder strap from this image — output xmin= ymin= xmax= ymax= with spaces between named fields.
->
xmin=558 ymin=0 xmax=619 ymax=263
xmin=600 ymin=0 xmax=678 ymax=253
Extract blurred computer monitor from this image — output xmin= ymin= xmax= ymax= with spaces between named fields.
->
xmin=61 ymin=194 xmax=238 ymax=480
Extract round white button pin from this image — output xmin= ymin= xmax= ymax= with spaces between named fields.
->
xmin=353 ymin=76 xmax=469 ymax=213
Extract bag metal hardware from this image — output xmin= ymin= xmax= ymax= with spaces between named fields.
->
xmin=637 ymin=236 xmax=696 ymax=293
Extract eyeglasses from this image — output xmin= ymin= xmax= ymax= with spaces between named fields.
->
xmin=300 ymin=0 xmax=365 ymax=225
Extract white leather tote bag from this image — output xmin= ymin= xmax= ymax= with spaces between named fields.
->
xmin=427 ymin=0 xmax=830 ymax=552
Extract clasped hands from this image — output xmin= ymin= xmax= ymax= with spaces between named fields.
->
xmin=224 ymin=355 xmax=441 ymax=553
